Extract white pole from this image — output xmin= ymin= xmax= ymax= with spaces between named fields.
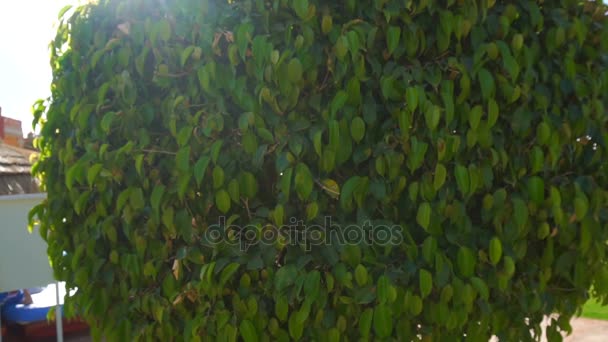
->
xmin=55 ymin=282 xmax=63 ymax=342
xmin=1 ymin=309 xmax=3 ymax=342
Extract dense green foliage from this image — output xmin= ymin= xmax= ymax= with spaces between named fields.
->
xmin=32 ymin=0 xmax=608 ymax=340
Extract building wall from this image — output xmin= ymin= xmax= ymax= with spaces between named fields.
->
xmin=0 ymin=193 xmax=53 ymax=291
xmin=0 ymin=107 xmax=24 ymax=147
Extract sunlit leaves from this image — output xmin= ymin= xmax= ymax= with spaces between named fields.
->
xmin=32 ymin=0 xmax=608 ymax=340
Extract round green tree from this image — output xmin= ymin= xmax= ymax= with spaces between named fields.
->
xmin=32 ymin=0 xmax=608 ymax=340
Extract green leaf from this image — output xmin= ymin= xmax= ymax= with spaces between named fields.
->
xmin=328 ymin=119 xmax=340 ymax=150
xmin=416 ymin=202 xmax=431 ymax=230
xmin=275 ymin=295 xmax=289 ymax=322
xmin=424 ymin=105 xmax=441 ymax=131
xmin=194 ymin=156 xmax=211 ymax=186
xmin=322 ymin=15 xmax=333 ymax=34
xmin=275 ymin=265 xmax=297 ymax=292
xmin=215 ymin=190 xmax=231 ymax=213
xmin=236 ymin=22 xmax=253 ymax=60
xmin=158 ymin=19 xmax=171 ymax=42
xmin=313 ymin=130 xmax=323 ymax=156
xmin=497 ymin=41 xmax=520 ymax=80
xmin=373 ymin=304 xmax=393 ymax=338
xmin=527 ymin=176 xmax=545 ymax=205
xmin=304 ymin=270 xmax=321 ymax=299
xmin=287 ymin=58 xmax=303 ymax=83
xmin=376 ymin=275 xmax=390 ymax=304
xmin=478 ymin=68 xmax=494 ymax=100
xmin=488 ymin=99 xmax=499 ymax=127
xmin=281 ymin=167 xmax=293 ymax=201
xmin=176 ymin=146 xmax=191 ymax=172
xmin=240 ymin=320 xmax=258 ymax=342
xmin=512 ymin=198 xmax=528 ymax=229
xmin=210 ymin=140 xmax=223 ymax=164
xmin=180 ymin=46 xmax=195 ymax=67
xmin=419 ymin=269 xmax=433 ymax=298
xmin=409 ymin=295 xmax=423 ymax=316
xmin=228 ymin=179 xmax=240 ymax=203
xmin=306 ymin=202 xmax=319 ymax=221
xmin=219 ymin=263 xmax=240 ymax=286
xmin=440 ymin=285 xmax=454 ymax=303
xmin=213 ymin=166 xmax=225 ymax=189
xmin=355 ymin=264 xmax=368 ymax=286
xmin=98 ymin=83 xmax=111 ymax=105
xmin=272 ymin=204 xmax=284 ymax=226
xmin=294 ymin=163 xmax=314 ymax=200
xmin=422 ymin=237 xmax=437 ymax=265
xmin=288 ymin=312 xmax=304 ymax=340
xmin=489 ymin=237 xmax=503 ymax=266
xmin=359 ymin=308 xmax=373 ymax=337
xmin=440 ymin=81 xmax=455 ymax=125
xmin=177 ymin=127 xmax=192 ymax=147
xmin=151 ymin=185 xmax=165 ymax=213
xmin=293 ymin=0 xmax=309 ymax=19
xmin=350 ymin=117 xmax=366 ymax=143
xmin=386 ymin=26 xmax=401 ymax=55
xmin=129 ymin=188 xmax=145 ymax=210
xmin=457 ymin=246 xmax=476 ymax=278
xmin=177 ymin=176 xmax=190 ymax=200
xmin=330 ymin=91 xmax=348 ymax=117
xmin=469 ymin=105 xmax=482 ymax=130
xmin=335 ymin=35 xmax=349 ymax=60
xmin=340 ymin=176 xmax=361 ymax=210
xmin=239 ymin=172 xmax=259 ymax=198
xmin=434 ymin=164 xmax=447 ymax=190
xmin=574 ymin=195 xmax=589 ymax=221
xmin=257 ymin=127 xmax=274 ymax=143
xmin=470 ymin=277 xmax=489 ymax=301
xmin=504 ymin=256 xmax=516 ymax=278
xmin=101 ymin=111 xmax=115 ymax=133
xmin=135 ymin=154 xmax=144 ymax=176
xmin=455 ymin=164 xmax=470 ymax=197
xmin=405 ymin=87 xmax=418 ymax=112
xmin=537 ymin=122 xmax=551 ymax=145
xmin=58 ymin=4 xmax=72 ymax=19
xmin=407 ymin=137 xmax=428 ymax=172
xmin=87 ymin=163 xmax=103 ymax=187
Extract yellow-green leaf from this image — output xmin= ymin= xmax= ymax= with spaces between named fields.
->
xmin=215 ymin=190 xmax=231 ymax=213
xmin=350 ymin=117 xmax=366 ymax=143
xmin=419 ymin=269 xmax=433 ymax=298
xmin=489 ymin=237 xmax=502 ymax=266
xmin=433 ymin=164 xmax=447 ymax=190
xmin=416 ymin=202 xmax=431 ymax=230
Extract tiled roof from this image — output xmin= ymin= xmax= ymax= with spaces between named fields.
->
xmin=0 ymin=143 xmax=35 ymax=175
xmin=0 ymin=143 xmax=40 ymax=195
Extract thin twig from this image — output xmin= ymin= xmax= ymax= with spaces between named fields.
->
xmin=154 ymin=66 xmax=194 ymax=78
xmin=314 ymin=178 xmax=340 ymax=197
xmin=242 ymin=198 xmax=252 ymax=220
xmin=141 ymin=149 xmax=177 ymax=155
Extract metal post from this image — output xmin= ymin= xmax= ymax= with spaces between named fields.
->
xmin=1 ymin=309 xmax=3 ymax=342
xmin=55 ymin=282 xmax=63 ymax=342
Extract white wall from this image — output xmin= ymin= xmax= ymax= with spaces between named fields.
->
xmin=0 ymin=193 xmax=53 ymax=292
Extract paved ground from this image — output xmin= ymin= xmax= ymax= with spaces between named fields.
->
xmin=58 ymin=318 xmax=608 ymax=341
xmin=488 ymin=317 xmax=608 ymax=341
xmin=6 ymin=317 xmax=608 ymax=341
xmin=565 ymin=318 xmax=608 ymax=341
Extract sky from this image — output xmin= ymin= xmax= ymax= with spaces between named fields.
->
xmin=0 ymin=0 xmax=79 ymax=136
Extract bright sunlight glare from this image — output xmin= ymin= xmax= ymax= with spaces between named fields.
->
xmin=0 ymin=0 xmax=81 ymax=135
